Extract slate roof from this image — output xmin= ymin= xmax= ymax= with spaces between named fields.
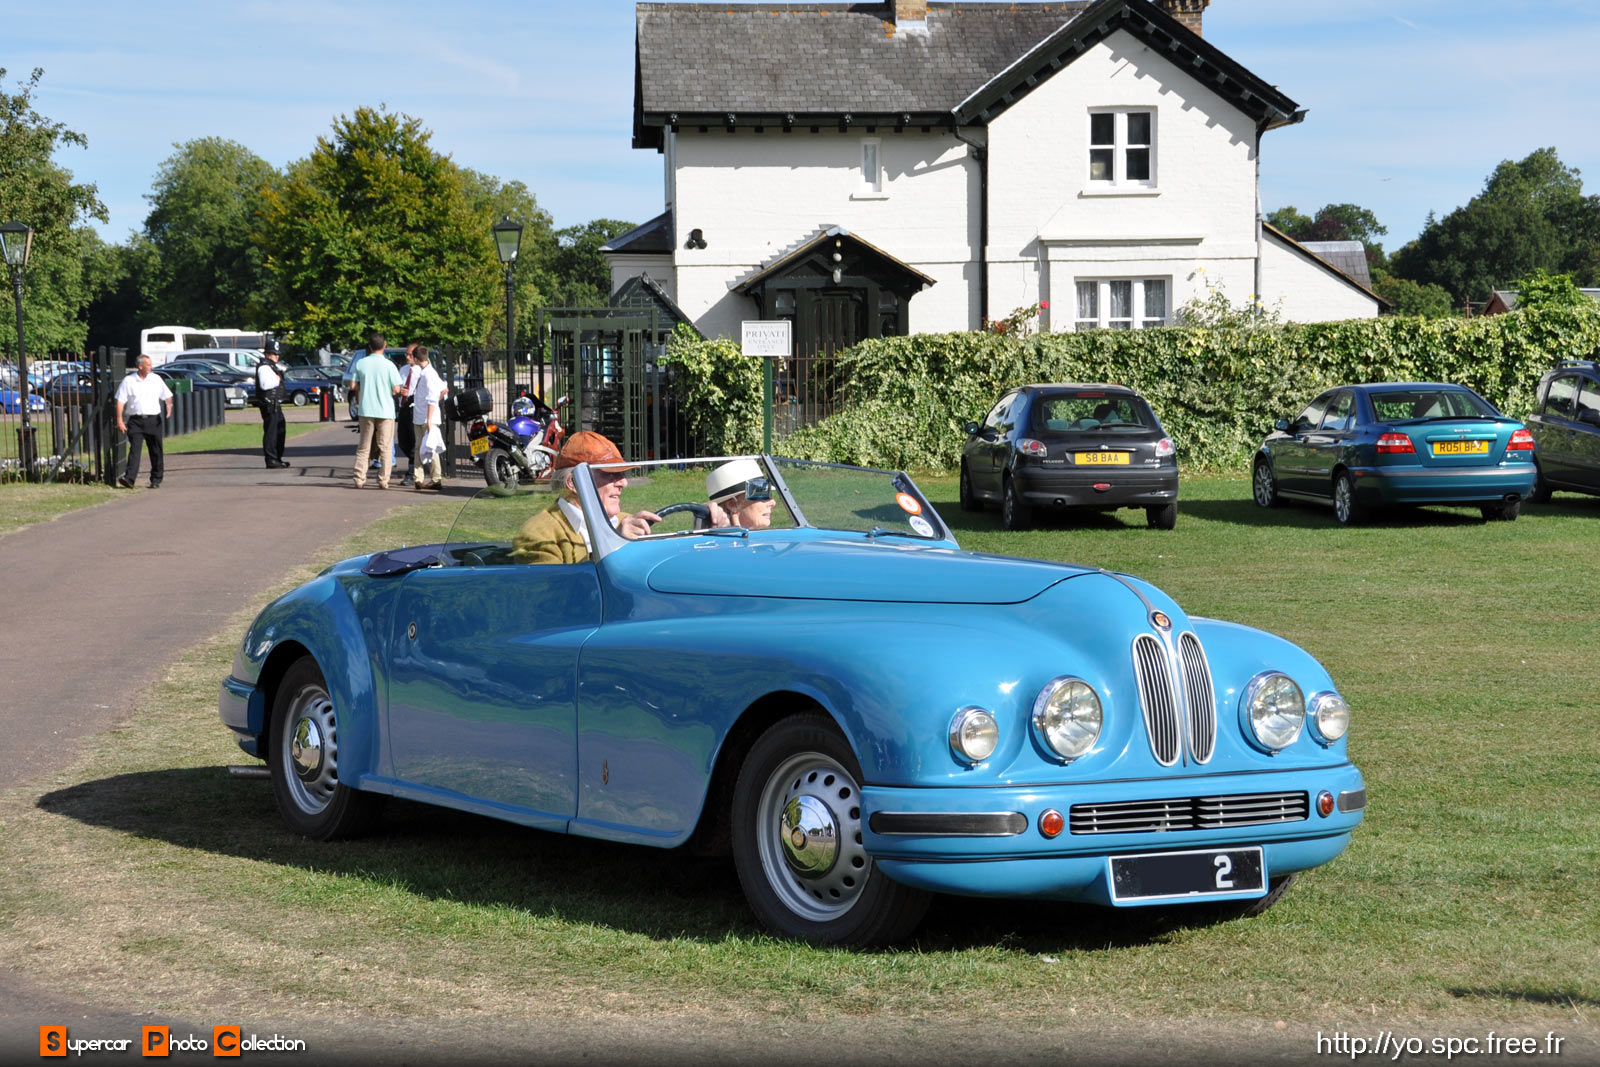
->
xmin=1300 ymin=240 xmax=1372 ymax=290
xmin=634 ymin=0 xmax=1300 ymax=148
xmin=1262 ymin=224 xmax=1386 ymax=309
xmin=601 ymin=210 xmax=674 ymax=256
xmin=731 ymin=225 xmax=937 ymax=292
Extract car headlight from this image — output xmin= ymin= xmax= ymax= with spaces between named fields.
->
xmin=1308 ymin=691 xmax=1350 ymax=744
xmin=1241 ymin=672 xmax=1305 ymax=752
xmin=949 ymin=707 xmax=998 ymax=765
xmin=1032 ymin=677 xmax=1103 ymax=762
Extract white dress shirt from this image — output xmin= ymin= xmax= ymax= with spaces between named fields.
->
xmin=114 ymin=372 xmax=173 ymax=416
xmin=410 ymin=365 xmax=447 ymax=425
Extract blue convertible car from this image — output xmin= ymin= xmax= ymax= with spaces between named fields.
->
xmin=220 ymin=457 xmax=1365 ymax=945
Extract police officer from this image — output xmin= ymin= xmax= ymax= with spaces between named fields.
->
xmin=256 ymin=339 xmax=290 ymax=468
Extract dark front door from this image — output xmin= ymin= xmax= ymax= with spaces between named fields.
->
xmin=796 ymin=287 xmax=866 ymax=358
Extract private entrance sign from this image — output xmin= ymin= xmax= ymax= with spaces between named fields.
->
xmin=741 ymin=320 xmax=791 ymax=358
xmin=742 ymin=320 xmax=791 ymax=450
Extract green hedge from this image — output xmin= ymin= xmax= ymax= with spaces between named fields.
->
xmin=667 ymin=307 xmax=1600 ymax=472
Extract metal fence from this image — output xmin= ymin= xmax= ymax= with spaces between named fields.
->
xmin=1 ymin=346 xmax=228 ymax=483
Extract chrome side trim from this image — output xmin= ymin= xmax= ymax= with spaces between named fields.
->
xmin=1337 ymin=788 xmax=1367 ymax=813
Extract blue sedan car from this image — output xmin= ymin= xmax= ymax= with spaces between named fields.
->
xmin=220 ymin=457 xmax=1365 ymax=945
xmin=1 ymin=387 xmax=47 ymax=414
xmin=1253 ymin=383 xmax=1537 ymax=524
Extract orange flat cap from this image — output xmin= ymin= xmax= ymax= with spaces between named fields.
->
xmin=554 ymin=430 xmax=632 ymax=470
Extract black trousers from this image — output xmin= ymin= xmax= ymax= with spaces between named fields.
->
xmin=125 ymin=414 xmax=165 ymax=485
xmin=261 ymin=402 xmax=286 ymax=465
xmin=396 ymin=400 xmax=416 ymax=468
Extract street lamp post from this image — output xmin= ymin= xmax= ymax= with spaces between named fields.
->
xmin=0 ymin=221 xmax=36 ymax=479
xmin=491 ymin=215 xmax=524 ymax=396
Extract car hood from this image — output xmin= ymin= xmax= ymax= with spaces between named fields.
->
xmin=644 ymin=538 xmax=1096 ymax=604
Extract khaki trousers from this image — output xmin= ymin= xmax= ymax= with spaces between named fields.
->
xmin=354 ymin=416 xmax=395 ymax=488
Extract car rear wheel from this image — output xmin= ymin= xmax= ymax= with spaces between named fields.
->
xmin=1333 ymin=471 xmax=1366 ymax=525
xmin=958 ymin=460 xmax=980 ymax=512
xmin=1001 ymin=474 xmax=1031 ymax=531
xmin=290 ymin=391 xmax=309 ymax=407
xmin=1146 ymin=501 xmax=1177 ymax=530
xmin=1481 ymin=499 xmax=1521 ymax=522
xmin=484 ymin=446 xmax=521 ymax=492
xmin=268 ymin=657 xmax=385 ymax=840
xmin=731 ymin=713 xmax=931 ymax=946
xmin=1252 ymin=459 xmax=1280 ymax=508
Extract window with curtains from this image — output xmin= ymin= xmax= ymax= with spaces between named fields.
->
xmin=1088 ymin=109 xmax=1155 ymax=187
xmin=1073 ymin=279 xmax=1169 ymax=330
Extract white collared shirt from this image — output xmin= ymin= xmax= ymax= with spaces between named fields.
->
xmin=257 ymin=360 xmax=284 ymax=390
xmin=557 ymin=495 xmax=621 ymax=554
xmin=410 ymin=365 xmax=447 ymax=425
xmin=115 ymin=371 xmax=173 ymax=416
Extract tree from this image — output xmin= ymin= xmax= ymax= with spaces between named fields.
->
xmin=458 ymin=170 xmax=562 ymax=348
xmin=1372 ymin=275 xmax=1454 ymax=318
xmin=550 ymin=218 xmax=636 ymax=307
xmin=1267 ymin=202 xmax=1388 ymax=267
xmin=143 ymin=137 xmax=277 ymax=328
xmin=1509 ymin=267 xmax=1589 ymax=311
xmin=1389 ymin=148 xmax=1600 ymax=309
xmin=257 ymin=107 xmax=499 ymax=348
xmin=0 ymin=68 xmax=108 ymax=355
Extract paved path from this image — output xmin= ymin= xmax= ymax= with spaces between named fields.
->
xmin=0 ymin=416 xmax=449 ymax=794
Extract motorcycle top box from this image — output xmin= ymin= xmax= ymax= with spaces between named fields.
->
xmin=449 ymin=387 xmax=493 ymax=421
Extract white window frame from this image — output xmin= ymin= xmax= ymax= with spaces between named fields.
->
xmin=1087 ymin=108 xmax=1156 ymax=189
xmin=1073 ymin=278 xmax=1169 ymax=331
xmin=853 ymin=137 xmax=886 ymax=199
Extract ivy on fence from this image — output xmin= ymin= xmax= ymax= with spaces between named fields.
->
xmin=664 ymin=307 xmax=1600 ymax=472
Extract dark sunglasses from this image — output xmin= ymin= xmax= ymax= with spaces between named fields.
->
xmin=743 ymin=477 xmax=771 ymax=502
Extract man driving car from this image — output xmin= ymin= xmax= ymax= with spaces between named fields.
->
xmin=511 ymin=431 xmax=659 ymax=564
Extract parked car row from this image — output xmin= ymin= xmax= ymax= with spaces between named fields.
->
xmin=962 ymin=359 xmax=1600 ymax=530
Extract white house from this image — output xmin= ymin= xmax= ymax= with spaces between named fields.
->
xmin=607 ymin=0 xmax=1381 ymax=356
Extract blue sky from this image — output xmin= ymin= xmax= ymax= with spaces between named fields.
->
xmin=10 ymin=0 xmax=1600 ymax=254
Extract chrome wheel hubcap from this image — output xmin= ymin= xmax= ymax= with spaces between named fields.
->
xmin=757 ymin=752 xmax=868 ymax=921
xmin=282 ymin=686 xmax=339 ymax=815
xmin=1254 ymin=465 xmax=1272 ymax=504
xmin=1335 ymin=481 xmax=1351 ymax=521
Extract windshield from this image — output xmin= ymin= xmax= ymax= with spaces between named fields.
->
xmin=439 ymin=456 xmax=951 ymax=568
xmin=1369 ymin=388 xmax=1499 ymax=421
xmin=1032 ymin=392 xmax=1155 ymax=433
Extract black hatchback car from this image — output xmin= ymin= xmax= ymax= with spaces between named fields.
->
xmin=960 ymin=383 xmax=1179 ymax=530
xmin=1525 ymin=360 xmax=1600 ymax=501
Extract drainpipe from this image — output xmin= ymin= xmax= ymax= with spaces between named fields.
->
xmin=952 ymin=124 xmax=989 ymax=326
xmin=1253 ymin=126 xmax=1263 ymax=319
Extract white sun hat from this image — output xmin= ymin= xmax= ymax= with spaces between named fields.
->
xmin=706 ymin=458 xmax=766 ymax=503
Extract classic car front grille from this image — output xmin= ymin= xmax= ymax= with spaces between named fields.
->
xmin=1178 ymin=632 xmax=1216 ymax=764
xmin=1132 ymin=634 xmax=1181 ymax=765
xmin=1070 ymin=791 xmax=1308 ymax=834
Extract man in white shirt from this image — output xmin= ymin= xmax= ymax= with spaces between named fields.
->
xmin=408 ymin=347 xmax=449 ymax=490
xmin=114 ymin=355 xmax=175 ymax=488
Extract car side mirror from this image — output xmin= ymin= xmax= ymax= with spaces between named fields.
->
xmin=963 ymin=421 xmax=980 ymax=436
xmin=1274 ymin=418 xmax=1290 ymax=432
xmin=1580 ymin=409 xmax=1600 ymax=427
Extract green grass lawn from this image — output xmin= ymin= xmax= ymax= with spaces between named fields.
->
xmin=162 ymin=417 xmax=322 ymax=454
xmin=0 ymin=482 xmax=120 ymax=538
xmin=1 ymin=474 xmax=1595 ymax=1030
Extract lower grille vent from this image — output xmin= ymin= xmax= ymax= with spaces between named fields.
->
xmin=1070 ymin=791 xmax=1308 ymax=834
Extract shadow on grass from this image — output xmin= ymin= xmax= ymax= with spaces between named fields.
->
xmin=38 ymin=767 xmax=1217 ymax=953
xmin=1446 ymin=987 xmax=1600 ymax=1010
xmin=1181 ymin=497 xmax=1491 ymax=530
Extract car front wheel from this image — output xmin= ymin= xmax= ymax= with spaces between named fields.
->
xmin=731 ymin=713 xmax=931 ymax=946
xmin=268 ymin=657 xmax=384 ymax=840
xmin=1252 ymin=459 xmax=1280 ymax=508
xmin=290 ymin=391 xmax=309 ymax=407
xmin=959 ymin=460 xmax=979 ymax=512
xmin=1529 ymin=462 xmax=1552 ymax=504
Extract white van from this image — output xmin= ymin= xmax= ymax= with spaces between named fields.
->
xmin=140 ymin=326 xmax=216 ymax=366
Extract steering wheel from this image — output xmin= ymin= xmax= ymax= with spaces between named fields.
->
xmin=656 ymin=502 xmax=713 ymax=531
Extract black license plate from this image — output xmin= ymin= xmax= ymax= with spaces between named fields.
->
xmin=1109 ymin=847 xmax=1265 ymax=903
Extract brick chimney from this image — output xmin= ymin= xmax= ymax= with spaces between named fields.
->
xmin=891 ymin=0 xmax=927 ymax=25
xmin=1157 ymin=0 xmax=1209 ymax=36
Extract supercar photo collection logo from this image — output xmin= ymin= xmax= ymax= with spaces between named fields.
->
xmin=39 ymin=1026 xmax=305 ymax=1057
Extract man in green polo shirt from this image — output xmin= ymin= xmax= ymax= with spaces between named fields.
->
xmin=347 ymin=332 xmax=404 ymax=489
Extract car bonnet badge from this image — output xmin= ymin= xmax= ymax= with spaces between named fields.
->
xmin=1150 ymin=610 xmax=1172 ymax=630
